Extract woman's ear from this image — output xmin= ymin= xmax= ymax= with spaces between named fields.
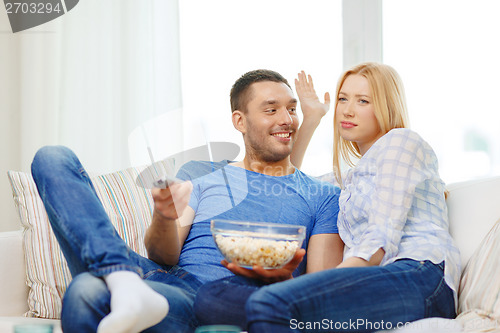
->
xmin=232 ymin=110 xmax=246 ymax=134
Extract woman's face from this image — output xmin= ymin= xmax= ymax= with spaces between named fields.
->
xmin=336 ymin=74 xmax=383 ymax=155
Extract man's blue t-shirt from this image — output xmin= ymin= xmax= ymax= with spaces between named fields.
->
xmin=176 ymin=160 xmax=340 ymax=283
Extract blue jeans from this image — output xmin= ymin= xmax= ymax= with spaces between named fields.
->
xmin=245 ymin=259 xmax=455 ymax=332
xmin=31 ymin=146 xmax=202 ymax=333
xmin=195 ymin=275 xmax=266 ymax=330
xmin=195 ymin=261 xmax=455 ymax=332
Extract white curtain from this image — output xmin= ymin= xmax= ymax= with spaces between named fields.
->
xmin=0 ymin=0 xmax=182 ymax=231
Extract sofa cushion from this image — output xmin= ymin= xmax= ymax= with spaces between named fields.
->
xmin=456 ymin=217 xmax=500 ymax=331
xmin=7 ymin=160 xmax=174 ymax=319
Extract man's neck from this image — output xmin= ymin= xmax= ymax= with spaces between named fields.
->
xmin=231 ymin=157 xmax=295 ymax=176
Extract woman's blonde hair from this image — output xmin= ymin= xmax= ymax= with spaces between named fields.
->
xmin=333 ymin=62 xmax=410 ymax=186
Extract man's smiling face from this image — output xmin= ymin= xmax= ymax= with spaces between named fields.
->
xmin=238 ymin=81 xmax=299 ymax=163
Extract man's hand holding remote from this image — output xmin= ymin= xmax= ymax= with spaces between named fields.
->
xmin=152 ymin=180 xmax=193 ymax=220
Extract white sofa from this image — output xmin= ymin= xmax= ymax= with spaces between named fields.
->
xmin=1 ymin=175 xmax=500 ymax=332
xmin=0 ymin=229 xmax=62 ymax=332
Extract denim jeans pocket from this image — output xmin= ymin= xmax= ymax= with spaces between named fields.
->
xmin=424 ymin=278 xmax=455 ymax=318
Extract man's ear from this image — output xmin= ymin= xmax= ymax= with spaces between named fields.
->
xmin=232 ymin=110 xmax=246 ymax=134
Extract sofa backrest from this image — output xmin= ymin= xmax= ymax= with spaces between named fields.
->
xmin=447 ymin=176 xmax=500 ymax=269
xmin=2 ymin=174 xmax=499 ymax=317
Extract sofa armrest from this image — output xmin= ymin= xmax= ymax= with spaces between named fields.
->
xmin=0 ymin=230 xmax=29 ymax=316
xmin=447 ymin=176 xmax=500 ymax=269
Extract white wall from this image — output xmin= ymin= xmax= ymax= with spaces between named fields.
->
xmin=0 ymin=9 xmax=62 ymax=232
xmin=0 ymin=9 xmax=21 ymax=231
xmin=0 ymin=1 xmax=184 ymax=232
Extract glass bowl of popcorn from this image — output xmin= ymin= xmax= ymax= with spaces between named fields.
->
xmin=211 ymin=219 xmax=306 ymax=269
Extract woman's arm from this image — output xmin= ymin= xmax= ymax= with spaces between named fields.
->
xmin=291 ymin=71 xmax=331 ymax=169
xmin=337 ymin=248 xmax=385 ymax=268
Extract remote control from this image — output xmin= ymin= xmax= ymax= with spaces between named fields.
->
xmin=153 ymin=174 xmax=181 ymax=189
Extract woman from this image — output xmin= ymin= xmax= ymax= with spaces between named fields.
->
xmin=245 ymin=62 xmax=461 ymax=332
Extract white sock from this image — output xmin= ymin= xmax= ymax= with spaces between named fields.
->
xmin=97 ymin=271 xmax=169 ymax=333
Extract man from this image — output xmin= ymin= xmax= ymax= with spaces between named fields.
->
xmin=31 ymin=69 xmax=342 ymax=333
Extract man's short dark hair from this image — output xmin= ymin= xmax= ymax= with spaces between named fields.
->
xmin=230 ymin=69 xmax=291 ymax=112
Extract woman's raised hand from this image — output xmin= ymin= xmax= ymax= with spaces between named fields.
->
xmin=295 ymin=71 xmax=331 ymax=123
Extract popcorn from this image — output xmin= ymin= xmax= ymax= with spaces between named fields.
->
xmin=214 ymin=233 xmax=300 ymax=269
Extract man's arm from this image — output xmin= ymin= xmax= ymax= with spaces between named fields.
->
xmin=144 ymin=182 xmax=194 ymax=266
xmin=305 ymin=233 xmax=344 ymax=273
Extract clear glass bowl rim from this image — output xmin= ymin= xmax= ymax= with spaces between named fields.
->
xmin=210 ymin=219 xmax=306 ymax=236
